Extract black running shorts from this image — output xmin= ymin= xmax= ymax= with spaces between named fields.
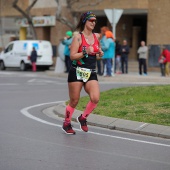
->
xmin=68 ymin=66 xmax=98 ymax=83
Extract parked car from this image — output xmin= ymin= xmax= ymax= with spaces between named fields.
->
xmin=0 ymin=40 xmax=53 ymax=71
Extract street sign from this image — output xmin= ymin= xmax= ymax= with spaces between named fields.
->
xmin=104 ymin=9 xmax=123 ymax=37
xmin=104 ymin=9 xmax=123 ymax=25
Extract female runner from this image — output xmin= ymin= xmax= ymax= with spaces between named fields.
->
xmin=62 ymin=11 xmax=104 ymax=134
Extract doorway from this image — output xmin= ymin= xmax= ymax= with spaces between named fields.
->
xmin=133 ymin=15 xmax=147 ymax=46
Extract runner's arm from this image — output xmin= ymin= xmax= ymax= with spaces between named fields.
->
xmin=70 ymin=34 xmax=84 ymax=61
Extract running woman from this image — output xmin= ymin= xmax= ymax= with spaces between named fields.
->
xmin=62 ymin=11 xmax=104 ymax=134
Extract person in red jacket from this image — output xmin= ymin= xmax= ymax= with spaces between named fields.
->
xmin=161 ymin=47 xmax=170 ymax=76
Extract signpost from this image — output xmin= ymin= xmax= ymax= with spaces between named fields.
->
xmin=104 ymin=9 xmax=123 ymax=38
xmin=104 ymin=9 xmax=123 ymax=76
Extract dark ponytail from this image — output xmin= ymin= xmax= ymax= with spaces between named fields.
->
xmin=76 ymin=13 xmax=85 ymax=32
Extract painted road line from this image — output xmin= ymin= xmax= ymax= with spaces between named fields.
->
xmin=27 ymin=79 xmax=67 ymax=85
xmin=20 ymin=101 xmax=170 ymax=148
xmin=28 ymin=79 xmax=36 ymax=83
xmin=0 ymin=83 xmax=18 ymax=86
xmin=135 ymin=123 xmax=149 ymax=130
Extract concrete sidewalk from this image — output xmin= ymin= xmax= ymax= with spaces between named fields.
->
xmin=46 ymin=69 xmax=170 ymax=84
xmin=44 ymin=70 xmax=170 ymax=139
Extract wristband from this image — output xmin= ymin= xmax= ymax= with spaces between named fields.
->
xmin=82 ymin=46 xmax=88 ymax=58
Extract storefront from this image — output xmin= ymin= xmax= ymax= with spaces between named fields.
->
xmin=15 ymin=16 xmax=56 ymax=40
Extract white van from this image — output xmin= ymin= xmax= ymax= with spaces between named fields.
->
xmin=0 ymin=40 xmax=53 ymax=71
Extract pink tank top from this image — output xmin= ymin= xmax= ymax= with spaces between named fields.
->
xmin=78 ymin=33 xmax=99 ymax=55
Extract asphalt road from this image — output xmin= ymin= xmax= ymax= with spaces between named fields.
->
xmin=0 ymin=70 xmax=170 ymax=170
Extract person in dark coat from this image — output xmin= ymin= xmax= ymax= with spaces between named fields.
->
xmin=120 ymin=40 xmax=130 ymax=74
xmin=115 ymin=40 xmax=121 ymax=73
xmin=30 ymin=47 xmax=38 ymax=72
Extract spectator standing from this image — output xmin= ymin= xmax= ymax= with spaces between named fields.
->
xmin=99 ymin=26 xmax=110 ymax=75
xmin=158 ymin=55 xmax=166 ymax=76
xmin=137 ymin=41 xmax=148 ymax=75
xmin=115 ymin=40 xmax=122 ymax=74
xmin=62 ymin=31 xmax=73 ymax=73
xmin=121 ymin=40 xmax=130 ymax=74
xmin=161 ymin=47 xmax=170 ymax=77
xmin=101 ymin=30 xmax=115 ymax=77
xmin=30 ymin=47 xmax=38 ymax=72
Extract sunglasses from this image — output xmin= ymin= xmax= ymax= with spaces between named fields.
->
xmin=88 ymin=19 xmax=97 ymax=23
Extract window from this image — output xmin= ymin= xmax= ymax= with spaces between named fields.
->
xmin=5 ymin=44 xmax=13 ymax=53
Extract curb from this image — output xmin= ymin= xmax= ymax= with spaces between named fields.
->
xmin=44 ymin=102 xmax=170 ymax=139
xmin=44 ymin=71 xmax=170 ymax=139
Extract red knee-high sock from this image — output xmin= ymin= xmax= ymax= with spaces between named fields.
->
xmin=82 ymin=101 xmax=97 ymax=118
xmin=64 ymin=105 xmax=75 ymax=122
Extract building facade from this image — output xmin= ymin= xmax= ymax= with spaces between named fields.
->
xmin=0 ymin=0 xmax=170 ymax=67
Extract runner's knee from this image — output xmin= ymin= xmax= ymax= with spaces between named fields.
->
xmin=90 ymin=98 xmax=99 ymax=104
xmin=69 ymin=99 xmax=79 ymax=108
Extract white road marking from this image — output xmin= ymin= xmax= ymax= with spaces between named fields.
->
xmin=0 ymin=72 xmax=15 ymax=75
xmin=28 ymin=79 xmax=54 ymax=83
xmin=27 ymin=79 xmax=67 ymax=85
xmin=20 ymin=101 xmax=170 ymax=148
xmin=0 ymin=83 xmax=18 ymax=86
xmin=21 ymin=101 xmax=63 ymax=128
xmin=28 ymin=79 xmax=36 ymax=83
xmin=0 ymin=71 xmax=38 ymax=76
xmin=135 ymin=123 xmax=148 ymax=130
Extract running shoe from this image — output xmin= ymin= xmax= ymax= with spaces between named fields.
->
xmin=62 ymin=122 xmax=76 ymax=135
xmin=77 ymin=114 xmax=88 ymax=132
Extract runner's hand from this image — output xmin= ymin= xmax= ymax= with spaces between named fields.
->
xmin=98 ymin=48 xmax=104 ymax=57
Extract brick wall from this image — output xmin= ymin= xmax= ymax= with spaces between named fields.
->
xmin=0 ymin=0 xmax=29 ymax=17
xmin=32 ymin=6 xmax=74 ymax=45
xmin=74 ymin=0 xmax=148 ymax=11
xmin=116 ymin=15 xmax=133 ymax=46
xmin=147 ymin=0 xmax=170 ymax=45
xmin=3 ymin=0 xmax=170 ymax=49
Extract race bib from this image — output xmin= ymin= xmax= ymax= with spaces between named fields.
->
xmin=76 ymin=67 xmax=91 ymax=82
